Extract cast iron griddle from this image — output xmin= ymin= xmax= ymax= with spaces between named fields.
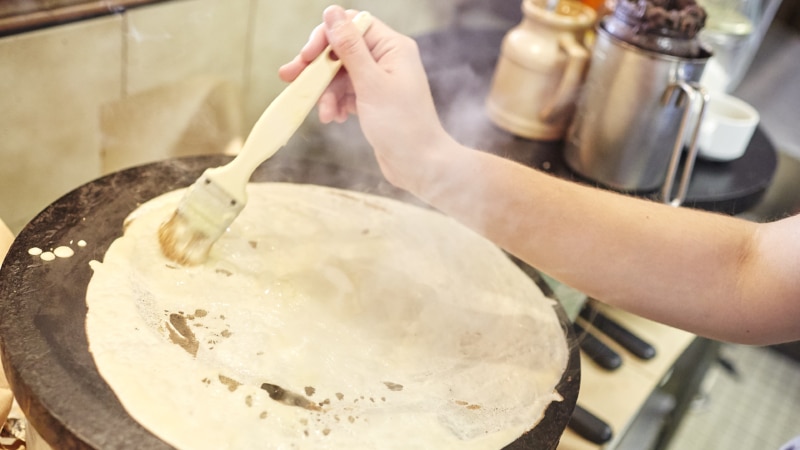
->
xmin=0 ymin=153 xmax=579 ymax=449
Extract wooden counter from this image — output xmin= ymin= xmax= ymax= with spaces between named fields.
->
xmin=558 ymin=303 xmax=696 ymax=449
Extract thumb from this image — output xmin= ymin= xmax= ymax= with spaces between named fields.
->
xmin=323 ymin=6 xmax=376 ymax=85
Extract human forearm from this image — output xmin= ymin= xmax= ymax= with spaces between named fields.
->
xmin=411 ymin=143 xmax=788 ymax=344
xmin=284 ymin=6 xmax=799 ymax=345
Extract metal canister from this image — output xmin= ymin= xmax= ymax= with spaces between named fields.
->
xmin=564 ymin=1 xmax=711 ymax=205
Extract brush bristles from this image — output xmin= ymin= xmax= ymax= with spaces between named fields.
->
xmin=158 ymin=212 xmax=214 ymax=266
xmin=158 ymin=176 xmax=244 ymax=265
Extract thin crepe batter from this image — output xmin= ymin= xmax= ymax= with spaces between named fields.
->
xmin=85 ymin=183 xmax=568 ymax=449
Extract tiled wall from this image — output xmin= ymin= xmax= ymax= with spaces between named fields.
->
xmin=0 ymin=15 xmax=122 ymax=234
xmin=0 ymin=0 xmax=448 ymax=233
xmin=246 ymin=0 xmax=451 ymax=142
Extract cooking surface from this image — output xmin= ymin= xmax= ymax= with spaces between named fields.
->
xmin=0 ymin=153 xmax=579 ymax=449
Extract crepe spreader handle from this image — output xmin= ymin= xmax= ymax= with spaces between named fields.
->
xmin=580 ymin=304 xmax=657 ymax=360
xmin=573 ymin=322 xmax=622 ymax=371
xmin=568 ymin=404 xmax=614 ymax=444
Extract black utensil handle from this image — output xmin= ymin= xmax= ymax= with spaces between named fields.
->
xmin=573 ymin=322 xmax=622 ymax=371
xmin=580 ymin=305 xmax=657 ymax=360
xmin=568 ymin=404 xmax=614 ymax=444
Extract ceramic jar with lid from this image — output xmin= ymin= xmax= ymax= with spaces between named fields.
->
xmin=486 ymin=0 xmax=596 ymax=141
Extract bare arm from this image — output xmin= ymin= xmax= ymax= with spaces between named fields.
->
xmin=415 ymin=143 xmax=800 ymax=345
xmin=281 ymin=5 xmax=800 ymax=345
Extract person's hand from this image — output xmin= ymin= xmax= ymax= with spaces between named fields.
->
xmin=279 ymin=5 xmax=456 ymax=192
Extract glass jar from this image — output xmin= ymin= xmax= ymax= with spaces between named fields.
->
xmin=697 ymin=0 xmax=784 ymax=92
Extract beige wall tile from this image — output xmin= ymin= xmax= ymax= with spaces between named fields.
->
xmin=125 ymin=0 xmax=250 ymax=96
xmin=112 ymin=0 xmax=250 ymax=172
xmin=101 ymin=75 xmax=243 ymax=174
xmin=245 ymin=0 xmax=343 ymax=130
xmin=349 ymin=0 xmax=442 ymax=36
xmin=0 ymin=15 xmax=123 ymax=233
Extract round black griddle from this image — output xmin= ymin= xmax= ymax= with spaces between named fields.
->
xmin=0 ymin=153 xmax=579 ymax=449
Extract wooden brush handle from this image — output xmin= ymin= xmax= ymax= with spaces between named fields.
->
xmin=206 ymin=11 xmax=373 ymax=203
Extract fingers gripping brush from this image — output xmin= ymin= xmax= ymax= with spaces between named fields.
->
xmin=159 ymin=11 xmax=373 ymax=265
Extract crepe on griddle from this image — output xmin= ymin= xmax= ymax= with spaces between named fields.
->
xmin=85 ymin=183 xmax=568 ymax=449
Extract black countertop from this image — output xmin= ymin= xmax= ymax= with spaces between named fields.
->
xmin=415 ymin=27 xmax=778 ymax=216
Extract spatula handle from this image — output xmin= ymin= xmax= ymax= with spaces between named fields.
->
xmin=207 ymin=11 xmax=373 ymax=203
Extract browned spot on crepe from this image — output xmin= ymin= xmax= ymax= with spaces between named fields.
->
xmin=219 ymin=374 xmax=241 ymax=392
xmin=260 ymin=383 xmax=321 ymax=411
xmin=166 ymin=313 xmax=199 ymax=357
xmin=383 ymin=381 xmax=403 ymax=392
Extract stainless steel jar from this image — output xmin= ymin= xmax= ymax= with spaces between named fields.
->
xmin=564 ymin=2 xmax=712 ymax=205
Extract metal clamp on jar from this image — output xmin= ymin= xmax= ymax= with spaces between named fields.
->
xmin=564 ymin=0 xmax=712 ymax=206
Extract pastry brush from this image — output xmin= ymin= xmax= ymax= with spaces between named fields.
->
xmin=158 ymin=11 xmax=373 ymax=265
